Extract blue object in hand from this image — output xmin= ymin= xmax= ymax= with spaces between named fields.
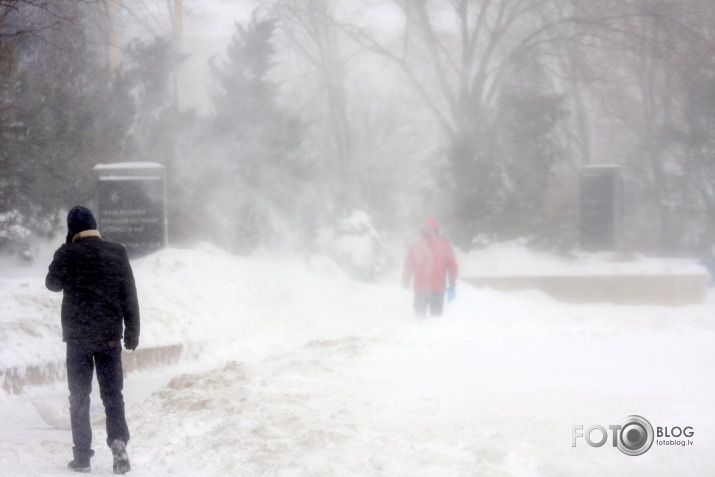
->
xmin=447 ymin=286 xmax=456 ymax=302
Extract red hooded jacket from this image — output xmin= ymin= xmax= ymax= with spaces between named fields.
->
xmin=403 ymin=220 xmax=458 ymax=293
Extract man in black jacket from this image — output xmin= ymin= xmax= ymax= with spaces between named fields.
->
xmin=46 ymin=205 xmax=140 ymax=474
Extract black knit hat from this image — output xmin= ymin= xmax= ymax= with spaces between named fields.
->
xmin=67 ymin=206 xmax=97 ymax=236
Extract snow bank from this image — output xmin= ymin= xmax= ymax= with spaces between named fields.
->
xmin=1 ymin=243 xmax=408 ymax=392
xmin=133 ymin=243 xmax=407 ymax=361
xmin=1 ymin=241 xmax=708 ymax=376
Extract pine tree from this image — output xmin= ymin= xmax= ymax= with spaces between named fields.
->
xmin=494 ymin=53 xmax=565 ymax=242
xmin=1 ymin=2 xmax=134 ymax=251
xmin=207 ymin=15 xmax=310 ymax=252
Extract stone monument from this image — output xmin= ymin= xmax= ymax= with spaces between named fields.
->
xmin=580 ymin=164 xmax=622 ymax=252
xmin=93 ymin=162 xmax=167 ymax=257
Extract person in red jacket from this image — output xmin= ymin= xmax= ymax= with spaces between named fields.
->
xmin=403 ymin=217 xmax=458 ymax=317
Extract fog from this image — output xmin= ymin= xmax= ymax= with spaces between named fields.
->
xmin=2 ymin=0 xmax=713 ymax=260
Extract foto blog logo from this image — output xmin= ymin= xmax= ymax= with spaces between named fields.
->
xmin=572 ymin=415 xmax=654 ymax=456
xmin=572 ymin=415 xmax=695 ymax=456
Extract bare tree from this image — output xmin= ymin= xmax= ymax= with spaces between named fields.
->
xmin=340 ymin=0 xmax=592 ymax=246
xmin=574 ymin=0 xmax=715 ymax=252
xmin=268 ymin=0 xmax=360 ymax=212
xmin=635 ymin=0 xmax=715 ymax=252
xmin=0 ymin=1 xmax=128 ymax=250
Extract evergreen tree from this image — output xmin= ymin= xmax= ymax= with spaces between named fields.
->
xmin=118 ymin=36 xmax=199 ymax=244
xmin=494 ymin=53 xmax=565 ymax=242
xmin=1 ymin=2 xmax=134 ymax=250
xmin=444 ymin=55 xmax=564 ymax=249
xmin=207 ymin=15 xmax=311 ymax=252
xmin=445 ymin=113 xmax=502 ymax=249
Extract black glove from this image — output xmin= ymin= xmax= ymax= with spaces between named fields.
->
xmin=124 ymin=335 xmax=139 ymax=351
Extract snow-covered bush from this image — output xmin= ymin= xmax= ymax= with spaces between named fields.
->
xmin=0 ymin=208 xmax=60 ymax=264
xmin=318 ymin=210 xmax=390 ymax=282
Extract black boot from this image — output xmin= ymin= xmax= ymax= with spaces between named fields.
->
xmin=110 ymin=439 xmax=131 ymax=474
xmin=68 ymin=449 xmax=94 ymax=473
xmin=67 ymin=460 xmax=91 ymax=473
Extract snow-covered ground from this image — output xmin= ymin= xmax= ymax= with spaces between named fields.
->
xmin=1 ymin=242 xmax=714 ymax=476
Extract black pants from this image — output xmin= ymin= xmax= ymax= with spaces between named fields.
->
xmin=66 ymin=339 xmax=130 ymax=462
xmin=413 ymin=291 xmax=445 ymax=317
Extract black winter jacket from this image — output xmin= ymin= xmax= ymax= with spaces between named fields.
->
xmin=46 ymin=235 xmax=140 ymax=343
